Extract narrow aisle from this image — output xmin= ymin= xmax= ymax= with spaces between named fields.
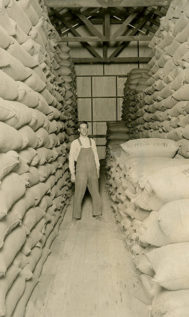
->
xmin=26 ymin=175 xmax=149 ymax=317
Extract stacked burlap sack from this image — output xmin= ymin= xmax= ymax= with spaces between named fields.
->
xmin=121 ymin=69 xmax=150 ymax=139
xmin=56 ymin=42 xmax=78 ymax=144
xmin=121 ymin=0 xmax=189 ymax=159
xmin=106 ymin=121 xmax=130 ymax=169
xmin=106 ymin=137 xmax=189 ymax=316
xmin=0 ymin=0 xmax=78 ymax=316
xmin=106 ymin=121 xmax=130 ymax=145
xmin=141 ymin=0 xmax=189 ymax=145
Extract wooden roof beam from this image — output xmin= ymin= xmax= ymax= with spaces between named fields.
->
xmin=45 ymin=0 xmax=171 ymax=8
xmin=111 ymin=11 xmax=139 ymax=38
xmin=103 ymin=10 xmax=110 ymax=58
xmin=77 ymin=8 xmax=101 ymax=17
xmin=62 ymin=20 xmax=102 ymax=58
xmin=72 ymin=57 xmax=151 ymax=64
xmin=74 ymin=12 xmax=104 ymax=39
xmin=88 ymin=18 xmax=123 ymax=24
xmin=59 ymin=35 xmax=153 ymax=42
xmin=109 ymin=12 xmax=151 ymax=59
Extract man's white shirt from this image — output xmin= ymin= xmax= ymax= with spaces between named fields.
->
xmin=69 ymin=136 xmax=100 ymax=177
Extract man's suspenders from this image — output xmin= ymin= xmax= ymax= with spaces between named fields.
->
xmin=78 ymin=138 xmax=92 ymax=147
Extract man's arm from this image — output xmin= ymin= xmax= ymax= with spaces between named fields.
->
xmin=91 ymin=139 xmax=100 ymax=178
xmin=69 ymin=141 xmax=76 ymax=182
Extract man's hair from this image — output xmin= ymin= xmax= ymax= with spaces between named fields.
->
xmin=78 ymin=121 xmax=88 ymax=128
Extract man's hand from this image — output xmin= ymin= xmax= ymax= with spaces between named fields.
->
xmin=71 ymin=174 xmax=75 ymax=183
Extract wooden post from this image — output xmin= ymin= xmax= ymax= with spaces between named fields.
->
xmin=103 ymin=10 xmax=110 ymax=59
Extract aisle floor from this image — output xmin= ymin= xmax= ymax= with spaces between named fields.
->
xmin=26 ymin=176 xmax=149 ymax=317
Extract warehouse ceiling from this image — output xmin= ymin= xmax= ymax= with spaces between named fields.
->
xmin=45 ymin=0 xmax=171 ymax=64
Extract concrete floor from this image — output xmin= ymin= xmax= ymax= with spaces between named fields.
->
xmin=26 ymin=176 xmax=149 ymax=317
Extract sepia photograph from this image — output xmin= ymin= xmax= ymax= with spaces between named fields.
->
xmin=0 ymin=0 xmax=188 ymax=316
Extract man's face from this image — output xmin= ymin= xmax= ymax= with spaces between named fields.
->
xmin=79 ymin=123 xmax=88 ymax=136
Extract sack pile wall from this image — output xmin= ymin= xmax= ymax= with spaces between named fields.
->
xmin=105 ymin=138 xmax=189 ymax=316
xmin=107 ymin=5 xmax=189 ymax=310
xmin=0 ymin=0 xmax=78 ymax=316
xmin=122 ymin=0 xmax=189 ymax=158
xmin=122 ymin=68 xmax=150 ymax=139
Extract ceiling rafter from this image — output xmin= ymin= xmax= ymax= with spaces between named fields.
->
xmin=109 ymin=10 xmax=152 ymax=59
xmin=52 ymin=8 xmax=85 ymax=36
xmin=111 ymin=11 xmax=138 ymax=38
xmin=74 ymin=12 xmax=104 ymax=40
xmin=59 ymin=35 xmax=153 ymax=42
xmin=49 ymin=5 xmax=163 ymax=34
xmin=61 ymin=16 xmax=102 ymax=58
xmin=85 ymin=17 xmax=123 ymax=24
xmin=72 ymin=57 xmax=151 ymax=63
xmin=47 ymin=2 xmax=170 ymax=64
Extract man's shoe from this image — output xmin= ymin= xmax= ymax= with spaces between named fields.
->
xmin=72 ymin=217 xmax=81 ymax=222
xmin=93 ymin=214 xmax=103 ymax=220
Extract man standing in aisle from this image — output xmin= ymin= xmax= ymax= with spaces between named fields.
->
xmin=69 ymin=121 xmax=102 ymax=220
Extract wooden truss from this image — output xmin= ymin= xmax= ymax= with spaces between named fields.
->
xmin=46 ymin=1 xmax=170 ymax=64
